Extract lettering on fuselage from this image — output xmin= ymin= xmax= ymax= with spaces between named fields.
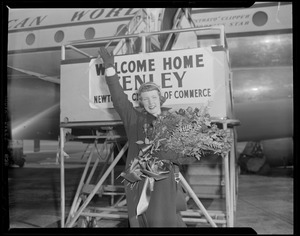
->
xmin=70 ymin=8 xmax=137 ymax=21
xmin=8 ymin=8 xmax=137 ymax=30
xmin=8 ymin=15 xmax=48 ymax=29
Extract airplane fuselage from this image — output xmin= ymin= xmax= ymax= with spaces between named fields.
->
xmin=7 ymin=4 xmax=293 ymax=163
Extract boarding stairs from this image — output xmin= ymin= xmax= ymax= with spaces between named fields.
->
xmin=104 ymin=8 xmax=197 ymax=55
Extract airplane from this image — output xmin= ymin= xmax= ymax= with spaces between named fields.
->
xmin=6 ymin=3 xmax=293 ymax=169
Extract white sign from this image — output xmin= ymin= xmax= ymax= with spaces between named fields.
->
xmin=89 ymin=48 xmax=219 ymax=109
xmin=61 ymin=47 xmax=231 ymax=123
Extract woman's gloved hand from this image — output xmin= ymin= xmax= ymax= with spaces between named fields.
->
xmin=98 ymin=47 xmax=114 ymax=69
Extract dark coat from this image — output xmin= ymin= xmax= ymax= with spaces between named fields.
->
xmin=106 ymin=73 xmax=187 ymax=227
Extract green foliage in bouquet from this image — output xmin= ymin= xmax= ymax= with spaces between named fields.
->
xmin=142 ymin=106 xmax=233 ymax=161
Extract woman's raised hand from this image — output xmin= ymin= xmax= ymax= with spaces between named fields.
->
xmin=98 ymin=47 xmax=114 ymax=69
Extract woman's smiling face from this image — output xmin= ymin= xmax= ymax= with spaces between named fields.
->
xmin=140 ymin=90 xmax=161 ymax=116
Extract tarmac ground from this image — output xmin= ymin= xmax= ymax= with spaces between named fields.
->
xmin=4 ymin=140 xmax=294 ymax=234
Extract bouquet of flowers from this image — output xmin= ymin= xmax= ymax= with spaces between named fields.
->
xmin=141 ymin=106 xmax=233 ymax=163
xmin=120 ymin=106 xmax=233 ymax=183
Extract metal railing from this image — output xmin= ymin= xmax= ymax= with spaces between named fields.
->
xmin=61 ymin=25 xmax=228 ymax=61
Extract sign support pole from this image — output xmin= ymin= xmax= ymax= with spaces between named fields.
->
xmin=60 ymin=127 xmax=65 ymax=228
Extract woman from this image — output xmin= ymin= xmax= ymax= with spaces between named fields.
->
xmin=98 ymin=47 xmax=187 ymax=227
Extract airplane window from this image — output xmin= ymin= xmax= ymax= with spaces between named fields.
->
xmin=26 ymin=33 xmax=35 ymax=45
xmin=84 ymin=27 xmax=95 ymax=40
xmin=252 ymin=11 xmax=268 ymax=27
xmin=54 ymin=30 xmax=65 ymax=43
